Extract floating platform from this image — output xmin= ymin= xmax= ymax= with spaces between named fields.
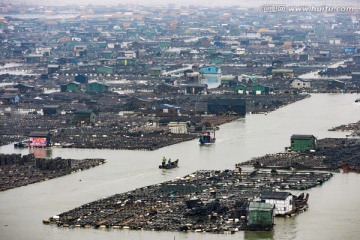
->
xmin=45 ymin=169 xmax=332 ymax=233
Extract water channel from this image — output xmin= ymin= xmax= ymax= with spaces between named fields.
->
xmin=1 ymin=94 xmax=360 ymax=240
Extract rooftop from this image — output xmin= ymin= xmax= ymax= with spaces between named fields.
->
xmin=261 ymin=192 xmax=292 ymax=200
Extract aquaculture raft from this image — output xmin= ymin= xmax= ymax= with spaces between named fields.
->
xmin=45 ymin=169 xmax=332 ymax=233
xmin=0 ymin=154 xmax=105 ymax=192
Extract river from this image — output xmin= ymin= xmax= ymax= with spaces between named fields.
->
xmin=299 ymin=60 xmax=351 ymax=80
xmin=0 ymin=94 xmax=360 ymax=240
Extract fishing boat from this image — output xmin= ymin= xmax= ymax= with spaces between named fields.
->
xmin=61 ymin=142 xmax=74 ymax=148
xmin=14 ymin=140 xmax=30 ymax=148
xmin=159 ymin=159 xmax=179 ymax=169
xmin=199 ymin=130 xmax=216 ymax=145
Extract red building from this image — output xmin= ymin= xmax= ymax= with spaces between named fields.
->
xmin=29 ymin=132 xmax=51 ymax=147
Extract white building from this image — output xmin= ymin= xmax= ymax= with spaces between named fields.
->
xmin=260 ymin=192 xmax=294 ymax=215
xmin=329 ymin=38 xmax=341 ymax=45
xmin=168 ymin=122 xmax=188 ymax=134
xmin=235 ymin=48 xmax=246 ymax=55
xmin=291 ymin=78 xmax=311 ymax=89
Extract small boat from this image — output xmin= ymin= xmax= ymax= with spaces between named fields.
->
xmin=199 ymin=131 xmax=216 ymax=145
xmin=159 ymin=159 xmax=179 ymax=169
xmin=14 ymin=140 xmax=30 ymax=148
xmin=61 ymin=142 xmax=74 ymax=148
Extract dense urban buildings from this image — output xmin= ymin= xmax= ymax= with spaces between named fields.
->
xmin=0 ymin=2 xmax=360 ymax=239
